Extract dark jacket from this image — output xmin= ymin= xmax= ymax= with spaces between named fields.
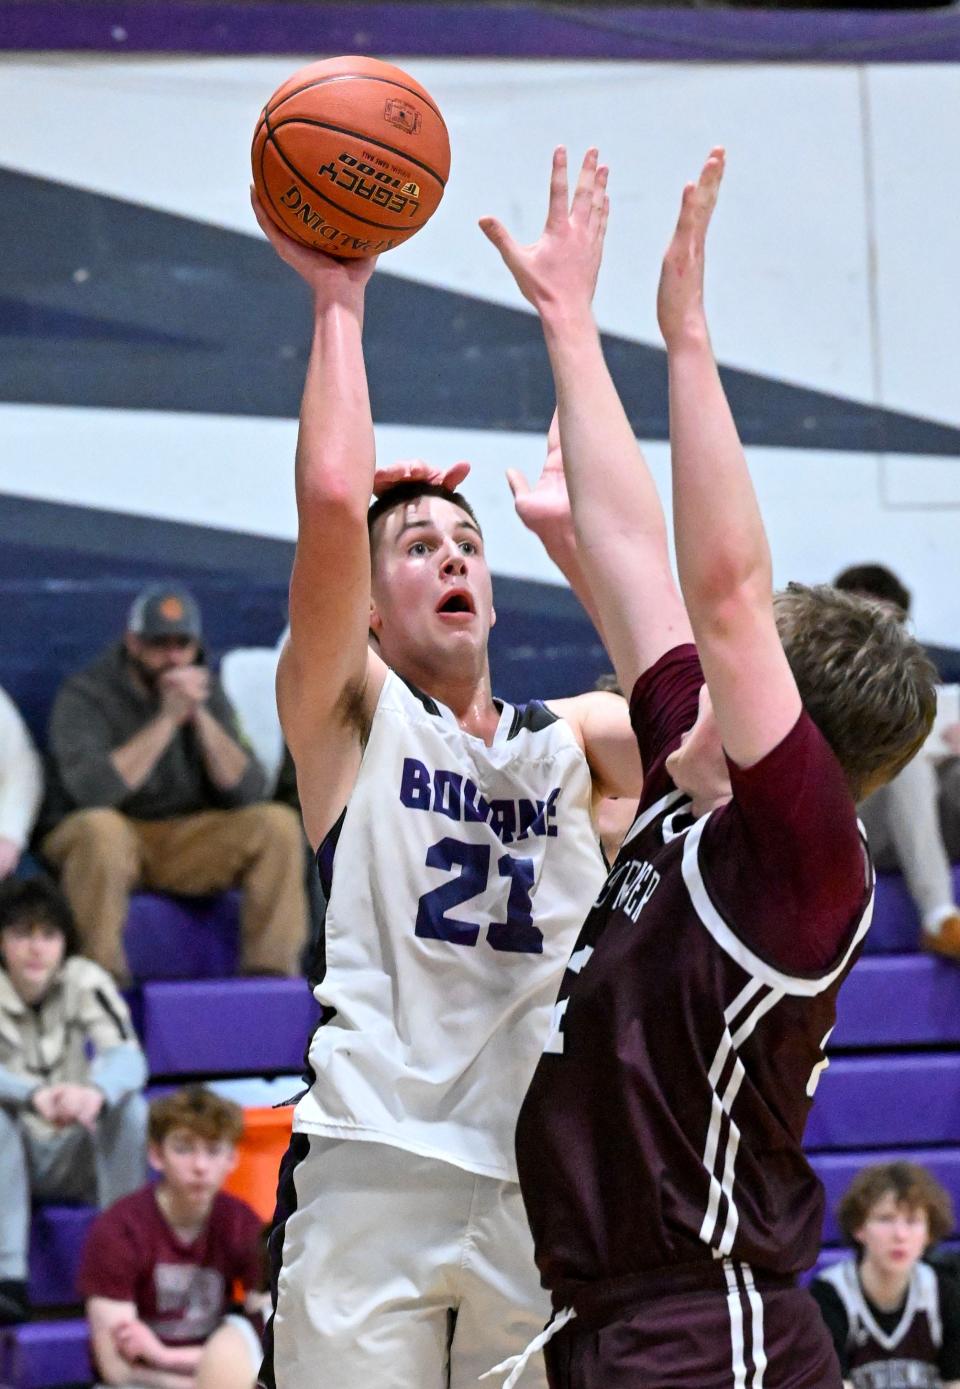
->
xmin=40 ymin=643 xmax=266 ymax=832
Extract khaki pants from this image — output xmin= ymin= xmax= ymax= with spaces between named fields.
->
xmin=42 ymin=805 xmax=308 ymax=980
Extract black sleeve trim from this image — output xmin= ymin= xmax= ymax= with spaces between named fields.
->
xmin=94 ymin=987 xmax=130 ymax=1042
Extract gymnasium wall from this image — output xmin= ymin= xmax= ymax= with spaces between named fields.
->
xmin=2 ymin=48 xmax=959 ymax=729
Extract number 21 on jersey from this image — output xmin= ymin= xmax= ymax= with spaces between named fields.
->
xmin=415 ymin=836 xmax=544 ymax=955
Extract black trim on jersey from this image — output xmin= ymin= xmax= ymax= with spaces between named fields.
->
xmin=395 ymin=674 xmax=442 ymax=716
xmin=93 ymin=987 xmax=130 ymax=1042
xmin=316 ymin=808 xmax=346 ymax=901
xmin=507 ymin=699 xmax=558 ymax=739
xmin=259 ymin=1131 xmax=312 ymax=1389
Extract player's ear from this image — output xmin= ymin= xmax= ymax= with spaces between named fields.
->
xmin=369 ymin=597 xmax=383 ymax=640
xmin=490 ymin=603 xmax=496 ymax=630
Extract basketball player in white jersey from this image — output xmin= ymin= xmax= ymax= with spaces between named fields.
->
xmin=249 ymin=196 xmax=643 ymax=1389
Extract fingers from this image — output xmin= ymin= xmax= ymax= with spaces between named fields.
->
xmin=674 ymin=148 xmax=726 ymax=246
xmin=571 ymin=147 xmax=600 ymax=222
xmin=505 ymin=469 xmax=530 ymax=502
xmin=249 ymin=186 xmax=286 ymax=247
xmin=441 ymin=461 xmax=471 ymax=490
xmin=546 ymin=409 xmax=561 ymax=453
xmin=478 ymin=215 xmax=517 ymax=261
xmin=373 ymin=459 xmax=470 ymax=498
xmin=545 ymin=146 xmax=569 ymax=229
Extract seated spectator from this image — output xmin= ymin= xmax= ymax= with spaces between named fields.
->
xmin=220 ymin=625 xmax=327 ymax=979
xmin=38 ymin=584 xmax=307 ymax=982
xmin=809 ymin=1160 xmax=960 ymax=1388
xmin=0 ymin=877 xmax=147 ymax=1326
xmin=0 ymin=684 xmax=43 ymax=880
xmin=79 ymin=1086 xmax=264 ymax=1389
xmin=834 ymin=564 xmax=960 ymax=961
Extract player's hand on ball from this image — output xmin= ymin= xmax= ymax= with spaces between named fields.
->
xmin=479 ymin=147 xmax=609 ymax=315
xmin=507 ymin=410 xmax=574 ymax=543
xmin=656 ymin=147 xmax=725 ymax=350
xmin=373 ymin=458 xmax=471 ymax=497
xmin=250 ymin=189 xmax=378 ymax=300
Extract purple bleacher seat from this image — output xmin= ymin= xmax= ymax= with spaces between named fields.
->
xmin=123 ymin=891 xmax=240 ymax=980
xmin=28 ymin=1206 xmax=95 ymax=1308
xmin=0 ymin=1319 xmax=91 ymax=1388
xmin=833 ymin=954 xmax=960 ymax=1047
xmin=807 ymin=1054 xmax=960 ymax=1149
xmin=142 ymin=977 xmax=319 ymax=1076
xmin=811 ymin=1149 xmax=960 ymax=1245
xmin=864 ymin=865 xmax=960 ymax=955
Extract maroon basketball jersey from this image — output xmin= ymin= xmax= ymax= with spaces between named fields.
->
xmin=516 ymin=645 xmax=873 ymax=1308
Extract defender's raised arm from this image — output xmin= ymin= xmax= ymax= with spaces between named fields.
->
xmin=657 ymin=151 xmax=802 ymax=769
xmin=481 ymin=148 xmax=692 ymax=697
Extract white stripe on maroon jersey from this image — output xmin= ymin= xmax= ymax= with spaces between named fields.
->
xmin=700 ymin=985 xmax=783 ymax=1252
xmin=680 ymin=811 xmax=875 ymax=996
xmin=619 ymin=788 xmax=687 ymax=852
xmin=724 ymin=1260 xmax=748 ymax=1389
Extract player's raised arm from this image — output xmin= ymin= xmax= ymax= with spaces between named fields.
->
xmin=658 ymin=151 xmax=801 ymax=768
xmin=251 ymin=194 xmax=385 ymax=842
xmin=481 ymin=149 xmax=692 ymax=698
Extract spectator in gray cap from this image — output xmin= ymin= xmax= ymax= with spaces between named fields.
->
xmin=38 ymin=585 xmax=307 ymax=983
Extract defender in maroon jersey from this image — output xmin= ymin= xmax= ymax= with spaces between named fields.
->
xmin=480 ymin=151 xmax=937 ymax=1387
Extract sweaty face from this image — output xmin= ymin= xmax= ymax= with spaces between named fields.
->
xmin=369 ymin=496 xmax=495 ymax=678
xmin=0 ymin=922 xmax=65 ymax=1004
xmin=855 ymin=1192 xmax=929 ymax=1278
xmin=664 ymin=685 xmax=731 ymax=809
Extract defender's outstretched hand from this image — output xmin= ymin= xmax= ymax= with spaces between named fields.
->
xmin=373 ymin=458 xmax=471 ymax=497
xmin=507 ymin=411 xmax=571 ymax=542
xmin=479 ymin=147 xmax=609 ymax=313
xmin=656 ymin=148 xmax=724 ymax=349
xmin=250 ymin=188 xmax=378 ymax=299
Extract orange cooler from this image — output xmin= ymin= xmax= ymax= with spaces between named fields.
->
xmin=224 ymin=1106 xmax=294 ymax=1221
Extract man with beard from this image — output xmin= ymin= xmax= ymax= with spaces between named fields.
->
xmin=40 ymin=584 xmax=307 ymax=983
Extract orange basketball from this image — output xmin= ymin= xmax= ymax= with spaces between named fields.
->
xmin=252 ymin=55 xmax=450 ymax=260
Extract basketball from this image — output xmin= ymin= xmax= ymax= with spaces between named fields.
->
xmin=251 ymin=55 xmax=450 ymax=260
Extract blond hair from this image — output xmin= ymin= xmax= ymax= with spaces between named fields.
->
xmin=774 ymin=583 xmax=936 ymax=802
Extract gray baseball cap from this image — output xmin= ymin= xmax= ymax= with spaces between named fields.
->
xmin=127 ymin=585 xmax=202 ymax=641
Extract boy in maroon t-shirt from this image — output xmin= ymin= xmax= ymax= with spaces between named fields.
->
xmin=79 ymin=1086 xmax=263 ymax=1389
xmin=480 ymin=152 xmax=937 ymax=1387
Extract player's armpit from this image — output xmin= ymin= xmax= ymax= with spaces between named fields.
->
xmin=277 ymin=642 xmax=388 ymax=849
xmin=548 ymin=690 xmax=643 ymax=799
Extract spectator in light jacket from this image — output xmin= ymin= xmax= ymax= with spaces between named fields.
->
xmin=0 ymin=876 xmax=148 ymax=1325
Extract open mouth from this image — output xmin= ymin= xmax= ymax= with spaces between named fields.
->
xmin=436 ymin=590 xmax=475 ymax=616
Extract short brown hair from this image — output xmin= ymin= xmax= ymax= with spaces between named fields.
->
xmin=833 ymin=564 xmax=911 ymax=618
xmin=774 ymin=583 xmax=937 ymax=801
xmin=148 ymin=1085 xmax=244 ymax=1147
xmin=838 ymin=1161 xmax=954 ymax=1249
xmin=367 ymin=482 xmax=482 ymax=562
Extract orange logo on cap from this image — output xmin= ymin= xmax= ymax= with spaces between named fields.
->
xmin=159 ymin=597 xmax=184 ymax=620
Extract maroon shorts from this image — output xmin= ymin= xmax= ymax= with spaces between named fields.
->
xmin=545 ymin=1261 xmax=841 ymax=1389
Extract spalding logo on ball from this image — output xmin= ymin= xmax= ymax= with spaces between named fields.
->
xmin=252 ymin=55 xmax=451 ymax=259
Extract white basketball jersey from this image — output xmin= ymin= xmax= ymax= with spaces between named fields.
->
xmin=295 ymin=669 xmax=606 ymax=1180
